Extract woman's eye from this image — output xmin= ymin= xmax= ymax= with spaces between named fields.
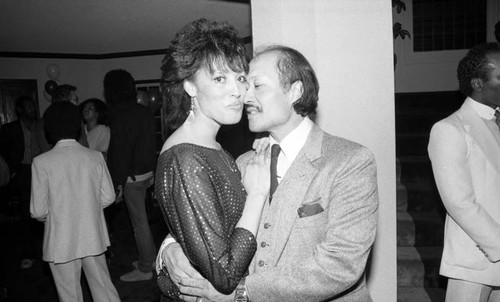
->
xmin=237 ymin=75 xmax=247 ymax=83
xmin=214 ymin=76 xmax=226 ymax=83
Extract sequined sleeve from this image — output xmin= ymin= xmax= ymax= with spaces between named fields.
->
xmin=155 ymin=145 xmax=257 ymax=294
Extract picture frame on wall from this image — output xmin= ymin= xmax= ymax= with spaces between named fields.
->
xmin=0 ymin=79 xmax=39 ymax=127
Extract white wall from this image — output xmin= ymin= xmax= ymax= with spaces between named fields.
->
xmin=251 ymin=0 xmax=396 ymax=301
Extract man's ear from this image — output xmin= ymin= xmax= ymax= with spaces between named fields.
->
xmin=289 ymin=81 xmax=304 ymax=104
xmin=471 ymin=78 xmax=484 ymax=92
xmin=183 ymin=80 xmax=197 ymax=98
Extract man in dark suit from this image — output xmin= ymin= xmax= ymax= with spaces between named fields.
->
xmin=0 ymin=96 xmax=38 ymax=268
xmin=158 ymin=46 xmax=379 ymax=302
xmin=104 ymin=69 xmax=157 ymax=282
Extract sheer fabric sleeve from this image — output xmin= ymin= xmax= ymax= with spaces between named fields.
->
xmin=155 ymin=149 xmax=256 ymax=294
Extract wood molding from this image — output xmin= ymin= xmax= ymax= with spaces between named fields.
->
xmin=0 ymin=36 xmax=253 ymax=59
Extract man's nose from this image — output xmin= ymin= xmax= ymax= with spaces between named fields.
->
xmin=243 ymin=87 xmax=255 ymax=104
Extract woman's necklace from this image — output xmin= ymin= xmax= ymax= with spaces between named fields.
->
xmin=218 ymin=150 xmax=236 ymax=173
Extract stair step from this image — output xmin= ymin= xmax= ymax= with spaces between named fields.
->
xmin=398 ymin=212 xmax=444 ymax=247
xmin=397 ymin=287 xmax=446 ymax=302
xmin=396 ymin=114 xmax=441 ymax=134
xmin=398 ymin=247 xmax=446 ymax=289
xmin=398 ymin=156 xmax=434 ymax=183
xmin=400 ymin=181 xmax=445 ymax=213
xmin=397 ymin=287 xmax=431 ymax=302
xmin=397 ymin=183 xmax=408 ymax=212
xmin=398 ymin=247 xmax=426 ymax=287
xmin=395 ymin=91 xmax=462 ymax=115
xmin=397 ymin=133 xmax=430 ymax=156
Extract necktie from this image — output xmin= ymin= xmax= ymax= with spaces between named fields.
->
xmin=270 ymin=144 xmax=281 ymax=201
xmin=495 ymin=108 xmax=500 ymax=131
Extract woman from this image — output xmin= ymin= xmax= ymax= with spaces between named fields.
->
xmin=155 ymin=19 xmax=269 ymax=301
xmin=81 ymin=98 xmax=110 ymax=158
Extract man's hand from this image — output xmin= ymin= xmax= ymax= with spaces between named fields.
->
xmin=178 ymin=277 xmax=233 ymax=302
xmin=163 ymin=243 xmax=203 ymax=287
xmin=115 ymin=185 xmax=123 ymax=203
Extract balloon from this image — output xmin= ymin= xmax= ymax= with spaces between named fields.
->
xmin=43 ymin=90 xmax=52 ymax=102
xmin=44 ymin=80 xmax=58 ymax=96
xmin=46 ymin=64 xmax=60 ymax=80
xmin=146 ymin=87 xmax=162 ymax=114
xmin=136 ymin=90 xmax=150 ymax=107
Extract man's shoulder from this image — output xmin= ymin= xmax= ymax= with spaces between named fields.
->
xmin=430 ymin=109 xmax=464 ymax=135
xmin=320 ymin=131 xmax=374 ymax=162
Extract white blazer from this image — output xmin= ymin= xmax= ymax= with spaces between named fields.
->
xmin=30 ymin=139 xmax=115 ymax=263
xmin=428 ymin=98 xmax=500 ymax=286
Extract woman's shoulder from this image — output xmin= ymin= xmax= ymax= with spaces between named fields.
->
xmin=159 ymin=143 xmax=210 ymax=165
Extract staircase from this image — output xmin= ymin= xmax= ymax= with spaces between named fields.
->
xmin=396 ymin=91 xmax=463 ymax=302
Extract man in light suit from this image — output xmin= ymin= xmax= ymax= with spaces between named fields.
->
xmin=158 ymin=45 xmax=379 ymax=302
xmin=428 ymin=42 xmax=500 ymax=302
xmin=30 ymin=102 xmax=120 ymax=302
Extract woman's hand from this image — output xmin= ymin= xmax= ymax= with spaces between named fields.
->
xmin=252 ymin=134 xmax=270 ymax=153
xmin=242 ymin=146 xmax=270 ymax=198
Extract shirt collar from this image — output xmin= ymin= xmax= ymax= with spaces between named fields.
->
xmin=466 ymin=97 xmax=498 ymax=120
xmin=270 ymin=117 xmax=313 ymax=162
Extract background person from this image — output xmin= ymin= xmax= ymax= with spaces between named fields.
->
xmin=428 ymin=42 xmax=500 ymax=302
xmin=104 ymin=69 xmax=158 ymax=282
xmin=0 ymin=96 xmax=38 ymax=269
xmin=30 ymin=101 xmax=119 ymax=302
xmin=81 ymin=98 xmax=110 ymax=159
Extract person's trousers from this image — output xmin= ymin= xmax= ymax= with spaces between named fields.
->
xmin=124 ymin=178 xmax=156 ymax=273
xmin=446 ymin=278 xmax=500 ymax=302
xmin=49 ymin=253 xmax=120 ymax=302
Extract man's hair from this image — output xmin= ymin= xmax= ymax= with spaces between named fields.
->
xmin=43 ymin=102 xmax=81 ymax=144
xmin=161 ymin=18 xmax=249 ymax=130
xmin=457 ymin=42 xmax=500 ymax=97
xmin=103 ymin=69 xmax=137 ymax=106
xmin=51 ymin=84 xmax=77 ymax=103
xmin=255 ymin=45 xmax=319 ymax=117
xmin=80 ymin=98 xmax=109 ymax=125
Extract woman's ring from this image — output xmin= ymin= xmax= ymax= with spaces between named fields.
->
xmin=196 ymin=297 xmax=204 ymax=302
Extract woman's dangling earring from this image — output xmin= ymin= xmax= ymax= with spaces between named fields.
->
xmin=190 ymin=96 xmax=197 ymax=115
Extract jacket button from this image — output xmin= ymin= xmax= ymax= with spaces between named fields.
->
xmin=258 ymin=260 xmax=265 ymax=267
xmin=261 ymin=242 xmax=267 ymax=248
xmin=264 ymin=223 xmax=271 ymax=229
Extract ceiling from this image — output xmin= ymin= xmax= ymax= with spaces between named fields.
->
xmin=0 ymin=0 xmax=251 ymax=56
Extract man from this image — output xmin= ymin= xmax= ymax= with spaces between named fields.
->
xmin=104 ymin=69 xmax=157 ymax=282
xmin=159 ymin=45 xmax=379 ymax=301
xmin=428 ymin=42 xmax=500 ymax=301
xmin=0 ymin=96 xmax=37 ymax=268
xmin=30 ymin=101 xmax=119 ymax=302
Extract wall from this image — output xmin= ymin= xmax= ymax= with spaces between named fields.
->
xmin=393 ymin=0 xmax=500 ymax=93
xmin=0 ymin=55 xmax=166 ymax=114
xmin=251 ymin=0 xmax=396 ymax=301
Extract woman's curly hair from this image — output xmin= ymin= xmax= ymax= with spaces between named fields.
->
xmin=161 ymin=18 xmax=249 ymax=130
xmin=457 ymin=42 xmax=500 ymax=97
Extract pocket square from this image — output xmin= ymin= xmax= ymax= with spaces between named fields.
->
xmin=297 ymin=202 xmax=324 ymax=218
